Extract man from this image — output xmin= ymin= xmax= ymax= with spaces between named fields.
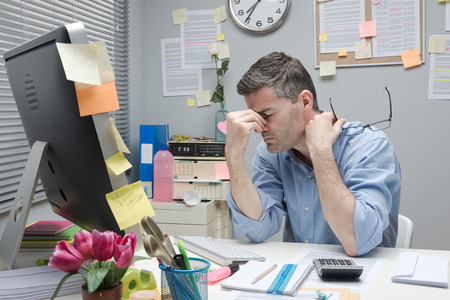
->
xmin=225 ymin=52 xmax=401 ymax=256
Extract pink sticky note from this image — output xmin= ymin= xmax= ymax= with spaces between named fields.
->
xmin=218 ymin=120 xmax=227 ymax=134
xmin=359 ymin=21 xmax=376 ymax=38
xmin=370 ymin=0 xmax=382 ymax=4
xmin=215 ymin=162 xmax=230 ymax=180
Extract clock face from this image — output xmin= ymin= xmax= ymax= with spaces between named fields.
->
xmin=229 ymin=0 xmax=291 ymax=33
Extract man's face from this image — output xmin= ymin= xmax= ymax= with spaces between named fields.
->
xmin=245 ymin=86 xmax=306 ymax=153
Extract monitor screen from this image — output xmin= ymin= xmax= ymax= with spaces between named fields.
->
xmin=3 ymin=23 xmax=126 ymax=234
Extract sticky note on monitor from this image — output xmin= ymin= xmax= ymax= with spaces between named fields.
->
xmin=75 ymin=81 xmax=119 ymax=116
xmin=106 ymin=181 xmax=155 ymax=230
xmin=105 ymin=152 xmax=132 ymax=176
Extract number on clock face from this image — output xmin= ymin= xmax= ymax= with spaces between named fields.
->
xmin=229 ymin=0 xmax=290 ymax=33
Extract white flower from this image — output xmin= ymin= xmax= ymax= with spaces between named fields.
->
xmin=208 ymin=42 xmax=220 ymax=55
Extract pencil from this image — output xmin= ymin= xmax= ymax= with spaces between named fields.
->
xmin=251 ymin=264 xmax=277 ymax=284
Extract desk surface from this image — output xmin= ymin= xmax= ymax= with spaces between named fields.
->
xmin=21 ymin=239 xmax=449 ymax=299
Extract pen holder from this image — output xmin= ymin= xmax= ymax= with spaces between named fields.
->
xmin=159 ymin=257 xmax=210 ymax=300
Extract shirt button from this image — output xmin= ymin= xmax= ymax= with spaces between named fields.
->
xmin=305 ymin=240 xmax=309 ymax=243
xmin=305 ymin=207 xmax=310 ymax=212
xmin=307 ymin=175 xmax=312 ymax=179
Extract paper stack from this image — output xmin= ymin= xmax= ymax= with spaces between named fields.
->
xmin=0 ymin=265 xmax=84 ymax=299
xmin=20 ymin=221 xmax=82 ymax=251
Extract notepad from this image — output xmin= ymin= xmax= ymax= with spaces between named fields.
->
xmin=221 ymin=261 xmax=313 ymax=295
xmin=391 ymin=252 xmax=449 ymax=288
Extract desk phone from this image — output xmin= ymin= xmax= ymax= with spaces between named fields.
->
xmin=313 ymin=258 xmax=363 ymax=279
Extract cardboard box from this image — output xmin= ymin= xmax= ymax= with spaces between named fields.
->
xmin=174 ymin=160 xmax=229 ymax=180
xmin=173 ymin=180 xmax=229 ymax=200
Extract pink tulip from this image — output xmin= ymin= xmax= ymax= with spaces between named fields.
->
xmin=114 ymin=233 xmax=137 ymax=268
xmin=92 ymin=230 xmax=115 ymax=261
xmin=49 ymin=240 xmax=83 ymax=273
xmin=73 ymin=230 xmax=94 ymax=261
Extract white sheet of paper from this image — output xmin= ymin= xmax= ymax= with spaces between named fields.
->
xmin=161 ymin=38 xmax=202 ymax=96
xmin=372 ymin=0 xmax=421 ymax=57
xmin=181 ymin=10 xmax=221 ymax=69
xmin=319 ymin=0 xmax=365 ymax=53
xmin=429 ymin=35 xmax=450 ymax=100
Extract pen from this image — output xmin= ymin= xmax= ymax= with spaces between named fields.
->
xmin=252 ymin=264 xmax=277 ymax=284
xmin=177 ymin=240 xmax=201 ymax=297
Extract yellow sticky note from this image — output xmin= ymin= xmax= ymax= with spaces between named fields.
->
xmin=359 ymin=21 xmax=376 ymax=38
xmin=319 ymin=33 xmax=328 ymax=42
xmin=172 ymin=8 xmax=188 ymax=25
xmin=401 ymin=48 xmax=421 ymax=69
xmin=218 ymin=43 xmax=230 ymax=60
xmin=106 ymin=181 xmax=155 ymax=230
xmin=105 ymin=152 xmax=132 ymax=176
xmin=212 ymin=6 xmax=227 ymax=24
xmin=217 ymin=33 xmax=225 ymax=41
xmin=187 ymin=98 xmax=195 ymax=106
xmin=338 ymin=48 xmax=347 ymax=57
xmin=196 ymin=90 xmax=211 ymax=107
xmin=75 ymin=81 xmax=119 ymax=116
xmin=354 ymin=42 xmax=372 ymax=59
xmin=319 ymin=61 xmax=336 ymax=76
xmin=429 ymin=36 xmax=447 ymax=54
xmin=110 ymin=118 xmax=130 ymax=154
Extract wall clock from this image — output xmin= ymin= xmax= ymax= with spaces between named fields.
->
xmin=228 ymin=0 xmax=291 ymax=34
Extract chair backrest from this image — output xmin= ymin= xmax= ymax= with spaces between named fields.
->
xmin=397 ymin=214 xmax=414 ymax=248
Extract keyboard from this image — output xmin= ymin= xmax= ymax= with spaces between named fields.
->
xmin=175 ymin=236 xmax=266 ymax=266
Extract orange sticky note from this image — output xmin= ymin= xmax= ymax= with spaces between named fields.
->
xmin=338 ymin=48 xmax=347 ymax=57
xmin=75 ymin=81 xmax=119 ymax=116
xmin=401 ymin=48 xmax=421 ymax=69
xmin=359 ymin=21 xmax=376 ymax=38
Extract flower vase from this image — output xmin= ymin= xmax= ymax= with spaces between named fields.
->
xmin=215 ymin=103 xmax=228 ymax=142
xmin=81 ymin=283 xmax=123 ymax=300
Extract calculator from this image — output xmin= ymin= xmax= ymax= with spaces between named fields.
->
xmin=313 ymin=258 xmax=363 ymax=279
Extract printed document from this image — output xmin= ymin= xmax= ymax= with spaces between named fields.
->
xmin=428 ymin=35 xmax=450 ymax=100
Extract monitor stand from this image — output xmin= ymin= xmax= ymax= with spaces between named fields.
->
xmin=0 ymin=141 xmax=49 ymax=270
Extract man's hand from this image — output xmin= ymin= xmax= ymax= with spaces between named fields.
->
xmin=225 ymin=109 xmax=267 ymax=159
xmin=305 ymin=112 xmax=346 ymax=155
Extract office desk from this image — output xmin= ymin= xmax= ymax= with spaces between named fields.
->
xmin=40 ymin=240 xmax=449 ymax=299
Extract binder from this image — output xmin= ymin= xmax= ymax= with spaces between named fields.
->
xmin=139 ymin=124 xmax=169 ymax=197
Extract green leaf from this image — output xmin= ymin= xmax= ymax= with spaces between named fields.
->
xmin=51 ymin=272 xmax=85 ymax=300
xmin=87 ymin=268 xmax=110 ymax=293
xmin=217 ymin=69 xmax=223 ymax=76
xmin=221 ymin=59 xmax=230 ymax=73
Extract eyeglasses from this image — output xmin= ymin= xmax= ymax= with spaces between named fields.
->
xmin=329 ymin=86 xmax=392 ymax=136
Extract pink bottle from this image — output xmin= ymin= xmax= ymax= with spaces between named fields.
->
xmin=153 ymin=144 xmax=173 ymax=203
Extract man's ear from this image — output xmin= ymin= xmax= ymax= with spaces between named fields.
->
xmin=298 ymin=90 xmax=314 ymax=109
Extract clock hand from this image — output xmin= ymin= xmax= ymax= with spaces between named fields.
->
xmin=245 ymin=0 xmax=261 ymax=23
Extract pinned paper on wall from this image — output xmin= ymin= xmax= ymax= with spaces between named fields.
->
xmin=215 ymin=162 xmax=230 ymax=180
xmin=106 ymin=181 xmax=155 ymax=230
xmin=319 ymin=61 xmax=336 ymax=76
xmin=56 ymin=41 xmax=115 ymax=89
xmin=429 ymin=36 xmax=447 ymax=53
xmin=401 ymin=48 xmax=421 ymax=68
xmin=359 ymin=21 xmax=376 ymax=38
xmin=218 ymin=43 xmax=231 ymax=60
xmin=212 ymin=6 xmax=228 ymax=24
xmin=105 ymin=152 xmax=132 ymax=176
xmin=75 ymin=81 xmax=119 ymax=116
xmin=355 ymin=42 xmax=372 ymax=59
xmin=110 ymin=118 xmax=130 ymax=154
xmin=196 ymin=90 xmax=211 ymax=107
xmin=172 ymin=8 xmax=188 ymax=25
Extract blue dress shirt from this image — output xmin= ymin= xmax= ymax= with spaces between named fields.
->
xmin=227 ymin=122 xmax=401 ymax=256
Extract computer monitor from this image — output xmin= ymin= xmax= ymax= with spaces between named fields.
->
xmin=0 ymin=23 xmax=128 ymax=269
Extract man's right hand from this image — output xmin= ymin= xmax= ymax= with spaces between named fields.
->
xmin=225 ymin=109 xmax=267 ymax=159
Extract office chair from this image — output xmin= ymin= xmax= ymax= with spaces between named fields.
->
xmin=396 ymin=214 xmax=414 ymax=248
